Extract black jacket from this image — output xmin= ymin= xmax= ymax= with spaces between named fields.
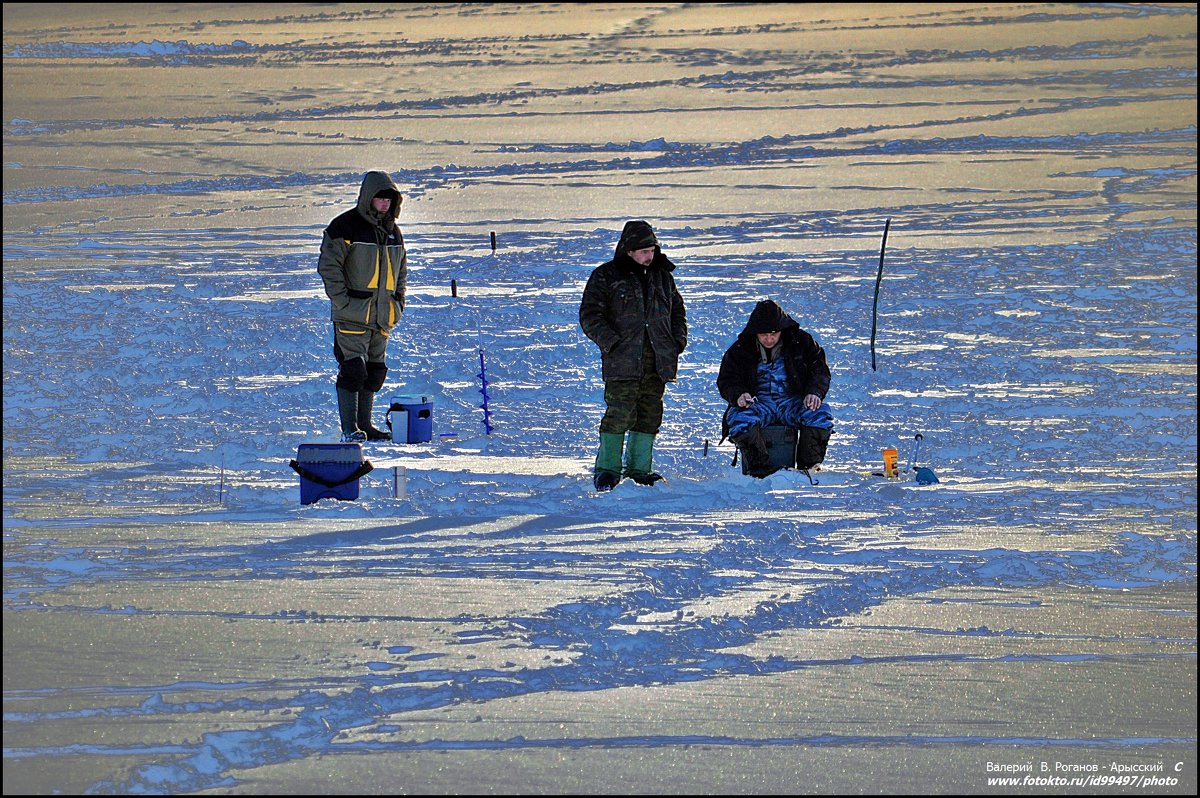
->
xmin=580 ymin=230 xmax=687 ymax=382
xmin=717 ymin=300 xmax=831 ymax=406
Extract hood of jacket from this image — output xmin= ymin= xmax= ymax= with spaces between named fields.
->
xmin=614 ymin=219 xmax=661 ymax=258
xmin=612 ymin=220 xmax=676 ymax=272
xmin=356 ymin=170 xmax=402 ymax=227
xmin=739 ymin=299 xmax=800 ymax=338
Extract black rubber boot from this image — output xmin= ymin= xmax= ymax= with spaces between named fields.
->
xmin=356 ymin=391 xmax=392 ymax=441
xmin=337 ymin=387 xmax=365 ymax=442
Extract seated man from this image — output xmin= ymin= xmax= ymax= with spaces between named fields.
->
xmin=717 ymin=299 xmax=834 ymax=477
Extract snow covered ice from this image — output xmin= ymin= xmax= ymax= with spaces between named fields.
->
xmin=3 ymin=4 xmax=1196 ymax=795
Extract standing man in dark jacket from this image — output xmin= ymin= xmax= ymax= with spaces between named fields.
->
xmin=580 ymin=220 xmax=688 ymax=490
xmin=317 ymin=171 xmax=408 ymax=442
xmin=718 ymin=299 xmax=834 ymax=477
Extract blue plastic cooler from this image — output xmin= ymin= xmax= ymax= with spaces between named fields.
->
xmin=387 ymin=395 xmax=433 ymax=443
xmin=291 ymin=442 xmax=373 ymax=505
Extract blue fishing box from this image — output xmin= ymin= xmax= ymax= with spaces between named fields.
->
xmin=291 ymin=442 xmax=373 ymax=505
xmin=741 ymin=425 xmax=797 ymax=475
xmin=386 ymin=395 xmax=433 ymax=443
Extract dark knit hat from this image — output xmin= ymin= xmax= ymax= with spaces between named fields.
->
xmin=619 ymin=220 xmax=658 ymax=252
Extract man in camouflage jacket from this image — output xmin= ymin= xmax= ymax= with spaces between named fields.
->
xmin=580 ymin=220 xmax=687 ymax=490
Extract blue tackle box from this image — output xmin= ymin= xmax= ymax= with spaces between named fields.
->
xmin=290 ymin=442 xmax=373 ymax=505
xmin=386 ymin=395 xmax=433 ymax=443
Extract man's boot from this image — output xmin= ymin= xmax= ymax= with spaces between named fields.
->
xmin=732 ymin=426 xmax=777 ymax=478
xmin=337 ymin=387 xmax=365 ymax=442
xmin=624 ymin=431 xmax=664 ymax=485
xmin=796 ymin=425 xmax=832 ymax=470
xmin=593 ymin=432 xmax=624 ymax=491
xmin=356 ymin=391 xmax=392 ymax=441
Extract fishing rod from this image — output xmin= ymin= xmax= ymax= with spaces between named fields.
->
xmin=870 ymin=218 xmax=890 ymax=371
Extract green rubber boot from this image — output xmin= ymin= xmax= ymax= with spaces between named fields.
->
xmin=593 ymin=432 xmax=624 ymax=491
xmin=625 ymin=431 xmax=664 ymax=485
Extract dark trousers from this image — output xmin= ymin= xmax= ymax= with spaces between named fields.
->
xmin=333 ymin=327 xmax=388 ymax=392
xmin=600 ymin=344 xmax=666 ymax=435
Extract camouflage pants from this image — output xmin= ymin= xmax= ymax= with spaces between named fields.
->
xmin=600 ymin=344 xmax=666 ymax=435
